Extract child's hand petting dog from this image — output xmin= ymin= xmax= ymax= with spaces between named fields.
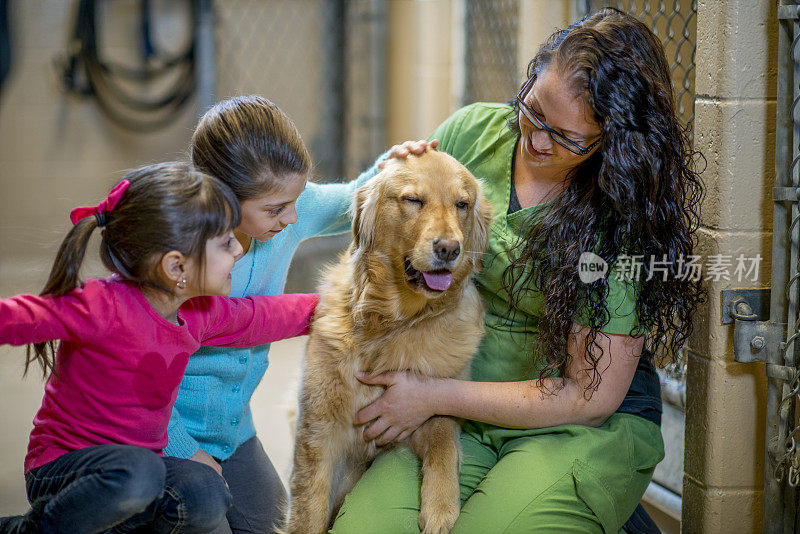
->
xmin=378 ymin=138 xmax=439 ymax=169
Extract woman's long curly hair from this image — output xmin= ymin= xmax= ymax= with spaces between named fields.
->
xmin=505 ymin=8 xmax=705 ymax=394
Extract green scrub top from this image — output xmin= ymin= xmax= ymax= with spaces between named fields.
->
xmin=430 ymin=103 xmax=641 ymax=384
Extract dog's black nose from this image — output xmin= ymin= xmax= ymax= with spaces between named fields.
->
xmin=433 ymin=239 xmax=461 ymax=262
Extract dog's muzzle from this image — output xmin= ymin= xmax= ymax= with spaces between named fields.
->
xmin=404 ymin=259 xmax=454 ymax=292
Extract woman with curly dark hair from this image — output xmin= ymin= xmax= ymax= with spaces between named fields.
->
xmin=331 ymin=8 xmax=704 ymax=533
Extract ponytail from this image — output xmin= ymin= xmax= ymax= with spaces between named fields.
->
xmin=191 ymin=95 xmax=311 ymax=201
xmin=26 ymin=217 xmax=98 ymax=377
xmin=23 ymin=162 xmax=240 ymax=378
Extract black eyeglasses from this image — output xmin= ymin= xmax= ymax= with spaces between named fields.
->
xmin=515 ymin=75 xmax=602 ymax=156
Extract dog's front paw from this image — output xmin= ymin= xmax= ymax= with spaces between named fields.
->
xmin=418 ymin=501 xmax=459 ymax=534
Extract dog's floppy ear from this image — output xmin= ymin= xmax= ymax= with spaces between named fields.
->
xmin=466 ymin=183 xmax=493 ymax=271
xmin=349 ymin=180 xmax=380 ymax=251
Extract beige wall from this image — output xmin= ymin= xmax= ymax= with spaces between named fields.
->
xmin=683 ymin=0 xmax=777 ymax=531
xmin=0 ymin=2 xmax=199 ymax=288
xmin=518 ymin=0 xmax=570 ymax=78
xmin=386 ymin=0 xmax=455 ymax=145
xmin=385 ymin=0 xmax=572 ymax=145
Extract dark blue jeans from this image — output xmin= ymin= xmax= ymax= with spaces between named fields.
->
xmin=210 ymin=436 xmax=286 ymax=534
xmin=24 ymin=444 xmax=232 ymax=534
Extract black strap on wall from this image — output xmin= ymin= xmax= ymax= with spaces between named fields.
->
xmin=59 ymin=0 xmax=197 ymax=131
xmin=0 ymin=0 xmax=11 ymax=96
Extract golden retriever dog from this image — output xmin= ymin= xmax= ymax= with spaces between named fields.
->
xmin=285 ymin=149 xmax=493 ymax=534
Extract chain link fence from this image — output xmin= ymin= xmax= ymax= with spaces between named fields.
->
xmin=781 ymin=0 xmax=800 ymax=483
xmin=215 ymin=0 xmax=345 ymax=180
xmin=581 ymin=0 xmax=697 ymax=139
xmin=463 ymin=0 xmax=519 ymax=105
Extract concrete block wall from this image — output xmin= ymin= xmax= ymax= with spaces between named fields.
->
xmin=683 ymin=1 xmax=778 ymax=531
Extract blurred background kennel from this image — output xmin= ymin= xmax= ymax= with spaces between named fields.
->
xmin=0 ymin=1 xmax=781 ymax=532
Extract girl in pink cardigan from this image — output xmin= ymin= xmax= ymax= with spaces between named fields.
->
xmin=0 ymin=162 xmax=318 ymax=534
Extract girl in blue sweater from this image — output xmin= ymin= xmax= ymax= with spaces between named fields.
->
xmin=168 ymin=95 xmax=427 ymax=533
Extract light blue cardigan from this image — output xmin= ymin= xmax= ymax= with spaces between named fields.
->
xmin=166 ymin=163 xmax=380 ymax=460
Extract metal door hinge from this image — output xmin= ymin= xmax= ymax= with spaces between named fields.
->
xmin=724 ymin=289 xmax=783 ymax=364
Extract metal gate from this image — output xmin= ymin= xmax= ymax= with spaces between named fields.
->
xmin=214 ymin=0 xmax=346 ymax=179
xmin=731 ymin=2 xmax=800 ymax=532
xmin=461 ymin=0 xmax=519 ymax=105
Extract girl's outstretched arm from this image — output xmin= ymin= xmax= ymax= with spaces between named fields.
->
xmin=295 ymin=155 xmax=384 ymax=238
xmin=0 ymin=281 xmax=113 ymax=346
xmin=187 ymin=293 xmax=319 ymax=348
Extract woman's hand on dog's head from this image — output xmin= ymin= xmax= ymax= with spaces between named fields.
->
xmin=354 ymin=370 xmax=438 ymax=446
xmin=377 ymin=138 xmax=440 ymax=169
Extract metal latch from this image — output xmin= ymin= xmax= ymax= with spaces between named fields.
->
xmin=726 ymin=289 xmax=795 ymax=382
xmin=729 ymin=296 xmax=769 ymax=363
xmin=724 ymin=288 xmax=781 ymax=365
xmin=722 ymin=288 xmax=770 ymax=325
xmin=778 ymin=5 xmax=800 ymax=20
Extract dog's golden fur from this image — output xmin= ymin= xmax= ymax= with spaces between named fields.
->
xmin=285 ymin=150 xmax=493 ymax=534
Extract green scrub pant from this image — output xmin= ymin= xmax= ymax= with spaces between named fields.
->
xmin=330 ymin=413 xmax=663 ymax=533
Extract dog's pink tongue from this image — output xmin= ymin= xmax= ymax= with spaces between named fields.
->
xmin=422 ymin=271 xmax=453 ymax=291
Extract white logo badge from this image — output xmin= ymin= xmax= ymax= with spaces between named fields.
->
xmin=578 ymin=252 xmax=608 ymax=284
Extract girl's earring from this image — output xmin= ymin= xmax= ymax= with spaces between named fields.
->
xmin=177 ymin=276 xmax=188 ymax=290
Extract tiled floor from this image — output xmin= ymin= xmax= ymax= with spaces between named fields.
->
xmin=0 ymin=267 xmax=306 ymax=515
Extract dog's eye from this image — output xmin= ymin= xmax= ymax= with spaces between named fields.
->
xmin=456 ymin=201 xmax=469 ymax=210
xmin=402 ymin=196 xmax=423 ymax=207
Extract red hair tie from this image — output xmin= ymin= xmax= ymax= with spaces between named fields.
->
xmin=69 ymin=180 xmax=131 ymax=226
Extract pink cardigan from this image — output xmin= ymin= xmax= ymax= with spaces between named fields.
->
xmin=0 ymin=276 xmax=318 ymax=472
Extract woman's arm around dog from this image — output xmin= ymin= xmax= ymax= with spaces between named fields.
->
xmin=355 ymin=322 xmax=642 ymax=445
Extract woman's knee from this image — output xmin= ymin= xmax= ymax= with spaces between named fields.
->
xmin=331 ymin=501 xmax=420 ymax=534
xmin=330 ymin=448 xmax=422 ymax=534
xmin=454 ymin=470 xmax=603 ymax=534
